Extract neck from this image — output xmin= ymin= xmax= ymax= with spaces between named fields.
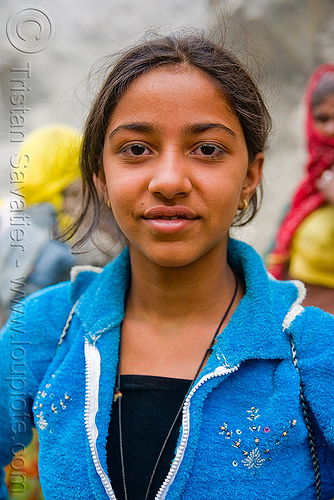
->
xmin=126 ymin=243 xmax=238 ymax=325
xmin=120 ymin=241 xmax=242 ymax=379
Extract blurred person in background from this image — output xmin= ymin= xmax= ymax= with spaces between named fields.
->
xmin=266 ymin=64 xmax=334 ymax=314
xmin=0 ymin=124 xmax=83 ymax=328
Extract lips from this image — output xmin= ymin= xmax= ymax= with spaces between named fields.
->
xmin=142 ymin=206 xmax=199 ymax=234
xmin=143 ymin=206 xmax=198 ymax=220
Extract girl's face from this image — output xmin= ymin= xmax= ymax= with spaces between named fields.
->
xmin=312 ymin=93 xmax=334 ymax=137
xmin=101 ymin=65 xmax=263 ymax=268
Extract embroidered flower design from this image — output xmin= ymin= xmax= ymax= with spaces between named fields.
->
xmin=33 ymin=372 xmax=73 ymax=434
xmin=218 ymin=406 xmax=298 ymax=472
xmin=36 ymin=412 xmax=48 ymax=430
xmin=242 ymin=447 xmax=265 ymax=469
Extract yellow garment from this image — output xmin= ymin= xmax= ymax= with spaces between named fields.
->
xmin=17 ymin=124 xmax=82 ymax=211
xmin=289 ymin=204 xmax=334 ymax=288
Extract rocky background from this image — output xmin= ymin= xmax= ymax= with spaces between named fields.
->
xmin=1 ymin=0 xmax=333 ymax=256
xmin=209 ymin=0 xmax=334 ymax=253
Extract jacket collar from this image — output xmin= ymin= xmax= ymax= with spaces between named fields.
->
xmin=72 ymin=247 xmax=131 ymax=340
xmin=70 ymin=239 xmax=305 ymax=363
xmin=208 ymin=238 xmax=305 ymax=371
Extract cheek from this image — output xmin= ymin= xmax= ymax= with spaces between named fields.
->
xmin=205 ymin=173 xmax=245 ymax=206
xmin=313 ymin=121 xmax=325 ymax=134
xmin=105 ymin=177 xmax=140 ymax=231
xmin=108 ymin=186 xmax=130 ymax=218
xmin=206 ymin=181 xmax=244 ymax=226
xmin=104 ymin=167 xmax=129 ymax=201
xmin=105 ymin=165 xmax=149 ymax=203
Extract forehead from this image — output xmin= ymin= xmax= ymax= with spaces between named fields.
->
xmin=108 ymin=65 xmax=242 ymax=133
xmin=124 ymin=64 xmax=222 ymax=94
xmin=313 ymin=93 xmax=334 ymax=111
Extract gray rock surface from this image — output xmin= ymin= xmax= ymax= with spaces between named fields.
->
xmin=209 ymin=0 xmax=334 ymax=254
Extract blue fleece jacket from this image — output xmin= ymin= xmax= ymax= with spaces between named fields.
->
xmin=0 ymin=238 xmax=333 ymax=500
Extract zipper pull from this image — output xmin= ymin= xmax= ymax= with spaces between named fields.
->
xmin=113 ymin=390 xmax=122 ymax=403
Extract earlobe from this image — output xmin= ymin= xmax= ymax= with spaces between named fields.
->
xmin=93 ymin=169 xmax=109 ymax=204
xmin=238 ymin=153 xmax=264 ymax=209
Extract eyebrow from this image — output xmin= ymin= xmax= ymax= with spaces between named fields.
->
xmin=108 ymin=122 xmax=157 ymax=140
xmin=108 ymin=121 xmax=236 ymax=140
xmin=181 ymin=122 xmax=236 ymax=138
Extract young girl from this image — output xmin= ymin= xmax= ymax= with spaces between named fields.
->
xmin=266 ymin=64 xmax=334 ymax=314
xmin=1 ymin=33 xmax=333 ymax=500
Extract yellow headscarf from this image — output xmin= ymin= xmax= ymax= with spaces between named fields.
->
xmin=17 ymin=124 xmax=82 ymax=211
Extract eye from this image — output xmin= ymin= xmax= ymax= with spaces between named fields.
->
xmin=190 ymin=143 xmax=225 ymax=158
xmin=121 ymin=143 xmax=152 ymax=156
xmin=314 ymin=114 xmax=330 ymax=124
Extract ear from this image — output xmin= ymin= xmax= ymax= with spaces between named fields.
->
xmin=93 ymin=169 xmax=109 ymax=205
xmin=238 ymin=153 xmax=264 ymax=209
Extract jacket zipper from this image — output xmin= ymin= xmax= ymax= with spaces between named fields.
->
xmin=84 ymin=337 xmax=239 ymax=500
xmin=84 ymin=338 xmax=117 ymax=499
xmin=155 ymin=363 xmax=239 ymax=500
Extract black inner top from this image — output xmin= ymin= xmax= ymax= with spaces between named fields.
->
xmin=107 ymin=374 xmax=191 ymax=500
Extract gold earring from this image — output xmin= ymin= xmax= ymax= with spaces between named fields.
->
xmin=242 ymin=198 xmax=248 ymax=211
xmin=107 ymin=200 xmax=111 ymax=208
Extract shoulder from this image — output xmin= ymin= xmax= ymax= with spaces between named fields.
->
xmin=289 ymin=306 xmax=334 ymax=440
xmin=0 ymin=282 xmax=72 ymax=384
xmin=11 ymin=261 xmax=107 ymax=333
xmin=0 ymin=264 xmax=106 ymax=383
xmin=290 ymin=305 xmax=334 ymax=356
xmin=288 ymin=305 xmax=334 ymax=386
xmin=4 ymin=281 xmax=71 ymax=334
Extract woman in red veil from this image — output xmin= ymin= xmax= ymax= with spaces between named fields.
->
xmin=266 ymin=64 xmax=334 ymax=313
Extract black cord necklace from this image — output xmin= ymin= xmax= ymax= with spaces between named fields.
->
xmin=114 ymin=274 xmax=239 ymax=500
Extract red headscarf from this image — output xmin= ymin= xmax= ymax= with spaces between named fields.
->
xmin=266 ymin=64 xmax=334 ymax=279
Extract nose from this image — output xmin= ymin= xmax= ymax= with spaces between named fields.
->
xmin=324 ymin=119 xmax=334 ymax=137
xmin=148 ymin=152 xmax=192 ymax=199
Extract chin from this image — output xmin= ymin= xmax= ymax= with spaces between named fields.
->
xmin=152 ymin=257 xmax=194 ymax=269
xmin=148 ymin=246 xmax=220 ymax=270
xmin=129 ymin=242 xmax=199 ymax=269
xmin=148 ymin=251 xmax=197 ymax=269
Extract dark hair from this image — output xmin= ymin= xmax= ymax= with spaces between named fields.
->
xmin=69 ymin=32 xmax=272 ymax=249
xmin=311 ymin=72 xmax=334 ymax=110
